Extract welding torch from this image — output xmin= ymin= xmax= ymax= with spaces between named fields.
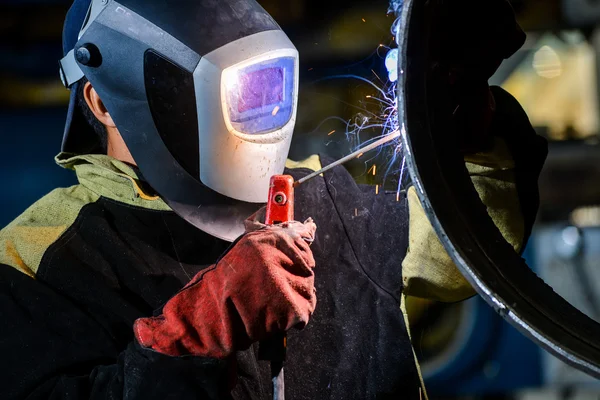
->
xmin=260 ymin=129 xmax=400 ymax=400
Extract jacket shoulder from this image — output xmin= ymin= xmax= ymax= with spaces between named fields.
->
xmin=286 ymin=154 xmax=322 ymax=172
xmin=0 ymin=185 xmax=100 ymax=278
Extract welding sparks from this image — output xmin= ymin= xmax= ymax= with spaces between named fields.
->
xmin=335 ymin=43 xmax=405 ymax=194
xmin=368 ymin=164 xmax=377 ymax=176
xmin=319 ymin=49 xmax=405 ymax=195
xmin=311 ymin=1 xmax=407 ymax=197
xmin=362 ymin=18 xmax=366 ymax=22
xmin=371 ymin=69 xmax=383 ymax=83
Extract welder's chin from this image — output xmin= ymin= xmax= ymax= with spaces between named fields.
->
xmin=194 ymin=32 xmax=299 ymax=204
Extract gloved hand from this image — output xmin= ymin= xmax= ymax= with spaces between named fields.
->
xmin=134 ymin=219 xmax=317 ymax=359
xmin=425 ymin=0 xmax=526 ymax=153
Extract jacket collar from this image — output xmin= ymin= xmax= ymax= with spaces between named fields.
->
xmin=56 ymin=153 xmax=172 ymax=211
xmin=55 ymin=153 xmax=323 ymax=212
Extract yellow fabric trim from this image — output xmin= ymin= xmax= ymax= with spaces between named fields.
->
xmin=285 ymin=154 xmax=322 ymax=173
xmin=402 ymin=137 xmax=525 ymax=302
xmin=0 ymin=185 xmax=100 ymax=277
xmin=124 ymin=176 xmax=161 ymax=201
xmin=4 ymin=239 xmax=36 ymax=278
xmin=401 ymin=295 xmax=430 ymax=400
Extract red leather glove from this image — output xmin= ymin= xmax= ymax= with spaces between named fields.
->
xmin=134 ymin=219 xmax=317 ymax=359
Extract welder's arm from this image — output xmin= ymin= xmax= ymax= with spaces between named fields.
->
xmin=0 ymin=221 xmax=316 ymax=399
xmin=402 ymin=87 xmax=548 ymax=302
xmin=134 ymin=220 xmax=317 ymax=359
xmin=402 ymin=138 xmax=522 ymax=301
xmin=0 ymin=264 xmax=230 ymax=399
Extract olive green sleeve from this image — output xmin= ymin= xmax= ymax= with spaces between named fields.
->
xmin=0 ymin=185 xmax=100 ymax=278
xmin=285 ymin=155 xmax=322 ymax=172
xmin=402 ymin=137 xmax=524 ymax=302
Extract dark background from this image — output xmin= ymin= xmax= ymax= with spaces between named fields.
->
xmin=2 ymin=0 xmax=600 ymax=399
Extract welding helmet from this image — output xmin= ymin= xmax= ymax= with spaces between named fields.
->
xmin=60 ymin=0 xmax=299 ymax=241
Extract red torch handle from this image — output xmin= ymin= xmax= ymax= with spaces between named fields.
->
xmin=265 ymin=175 xmax=295 ymax=225
xmin=261 ymin=175 xmax=295 ymax=400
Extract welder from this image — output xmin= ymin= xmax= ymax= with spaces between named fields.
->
xmin=0 ymin=0 xmax=546 ymax=399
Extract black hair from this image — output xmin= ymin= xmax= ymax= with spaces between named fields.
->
xmin=75 ymin=77 xmax=108 ymax=151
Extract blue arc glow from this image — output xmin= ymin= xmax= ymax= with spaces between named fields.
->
xmin=385 ymin=49 xmax=399 ymax=83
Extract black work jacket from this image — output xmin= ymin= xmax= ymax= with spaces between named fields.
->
xmin=0 ymin=155 xmax=421 ymax=400
xmin=0 ymin=87 xmax=548 ymax=399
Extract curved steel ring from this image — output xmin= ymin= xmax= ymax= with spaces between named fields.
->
xmin=397 ymin=0 xmax=600 ymax=378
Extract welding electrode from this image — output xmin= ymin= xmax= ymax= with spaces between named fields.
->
xmin=294 ymin=129 xmax=401 ymax=188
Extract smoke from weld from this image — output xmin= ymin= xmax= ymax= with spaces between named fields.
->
xmin=388 ymin=0 xmax=404 ymax=14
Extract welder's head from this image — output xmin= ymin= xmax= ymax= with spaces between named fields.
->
xmin=60 ymin=0 xmax=299 ymax=212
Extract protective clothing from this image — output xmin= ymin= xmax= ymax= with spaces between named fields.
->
xmin=59 ymin=0 xmax=300 ymax=241
xmin=402 ymin=86 xmax=548 ymax=302
xmin=0 ymin=1 xmax=547 ymax=399
xmin=0 ymin=155 xmax=426 ymax=399
xmin=134 ymin=220 xmax=317 ymax=359
xmin=0 ymin=92 xmax=546 ymax=397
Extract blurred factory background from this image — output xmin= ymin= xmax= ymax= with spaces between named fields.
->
xmin=1 ymin=0 xmax=600 ymax=399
